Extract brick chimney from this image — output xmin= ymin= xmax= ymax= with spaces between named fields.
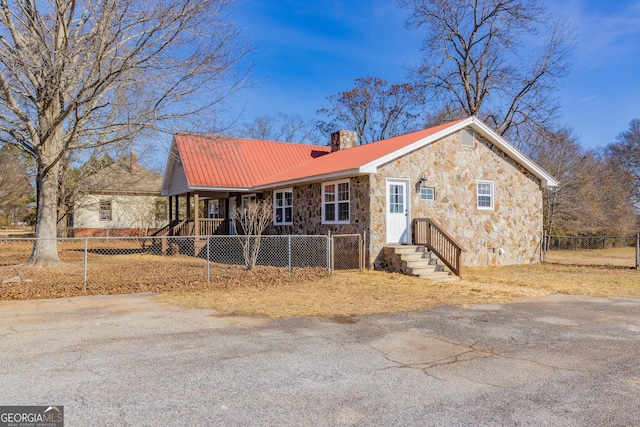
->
xmin=330 ymin=130 xmax=358 ymax=152
xmin=130 ymin=152 xmax=137 ymax=175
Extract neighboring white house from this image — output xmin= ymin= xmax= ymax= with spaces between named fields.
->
xmin=73 ymin=153 xmax=167 ymax=237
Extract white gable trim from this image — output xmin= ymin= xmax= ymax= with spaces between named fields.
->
xmin=358 ymin=117 xmax=558 ymax=188
xmin=161 ymin=137 xmax=178 ymax=196
xmin=470 ymin=119 xmax=558 ymax=187
xmin=358 ymin=118 xmax=476 ymax=174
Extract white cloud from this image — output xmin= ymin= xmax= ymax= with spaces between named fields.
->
xmin=556 ymin=0 xmax=640 ymax=68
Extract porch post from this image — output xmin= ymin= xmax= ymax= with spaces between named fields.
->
xmin=169 ymin=196 xmax=173 ymax=222
xmin=225 ymin=196 xmax=231 ymax=234
xmin=174 ymin=195 xmax=179 ymax=220
xmin=186 ymin=192 xmax=191 ymax=219
xmin=194 ymin=192 xmax=200 ymax=237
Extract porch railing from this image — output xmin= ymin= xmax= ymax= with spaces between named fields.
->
xmin=151 ymin=220 xmax=177 ymax=237
xmin=197 ymin=218 xmax=227 ymax=235
xmin=171 ymin=219 xmax=191 ymax=236
xmin=412 ymin=218 xmax=465 ymax=277
xmin=163 ymin=218 xmax=228 ymax=236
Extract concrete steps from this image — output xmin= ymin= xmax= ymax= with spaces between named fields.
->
xmin=383 ymin=245 xmax=458 ymax=281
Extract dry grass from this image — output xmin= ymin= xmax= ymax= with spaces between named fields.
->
xmin=0 ymin=256 xmax=327 ymax=300
xmin=159 ymin=263 xmax=639 ymax=318
xmin=545 ymin=247 xmax=636 ymax=267
xmin=2 ymin=240 xmax=638 ymax=318
xmin=464 ymin=263 xmax=640 ymax=298
xmin=158 ymin=270 xmax=550 ymax=318
xmin=1 ymin=239 xmax=328 ymax=300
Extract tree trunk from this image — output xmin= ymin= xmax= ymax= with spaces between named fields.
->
xmin=28 ymin=107 xmax=64 ymax=266
xmin=28 ymin=158 xmax=62 ymax=266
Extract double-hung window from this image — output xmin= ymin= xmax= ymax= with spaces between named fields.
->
xmin=208 ymin=200 xmax=220 ymax=218
xmin=322 ymin=180 xmax=349 ymax=224
xmin=273 ymin=189 xmax=293 ymax=225
xmin=477 ymin=181 xmax=494 ymax=210
xmin=99 ymin=200 xmax=112 ymax=221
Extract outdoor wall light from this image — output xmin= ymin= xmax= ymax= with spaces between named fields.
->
xmin=418 ymin=176 xmax=428 ymax=187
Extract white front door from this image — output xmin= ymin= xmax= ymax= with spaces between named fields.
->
xmin=386 ymin=179 xmax=410 ymax=244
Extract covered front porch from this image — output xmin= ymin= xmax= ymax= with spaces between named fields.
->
xmin=160 ymin=191 xmax=253 ymax=237
xmin=165 ymin=191 xmax=230 ymax=236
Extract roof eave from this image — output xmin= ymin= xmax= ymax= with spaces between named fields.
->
xmin=253 ymin=168 xmax=364 ymax=191
xmin=190 ymin=185 xmax=252 ymax=192
xmin=162 ymin=185 xmax=252 ymax=196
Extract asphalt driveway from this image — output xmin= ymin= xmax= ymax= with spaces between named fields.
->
xmin=1 ymin=293 xmax=639 ymax=426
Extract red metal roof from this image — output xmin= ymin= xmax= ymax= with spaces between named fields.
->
xmin=170 ymin=117 xmax=558 ymax=192
xmin=254 ymin=119 xmax=467 ymax=187
xmin=174 ymin=134 xmax=332 ymax=189
xmin=174 ymin=119 xmax=466 ymax=190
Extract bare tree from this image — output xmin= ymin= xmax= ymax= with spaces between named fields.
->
xmin=125 ymin=196 xmax=167 ymax=249
xmin=607 ymin=119 xmax=640 ymax=205
xmin=239 ymin=113 xmax=321 ymax=144
xmin=0 ymin=0 xmax=250 ymax=265
xmin=533 ymin=127 xmax=637 ymax=235
xmin=318 ymin=76 xmax=425 ymax=145
xmin=235 ymin=198 xmax=272 ymax=270
xmin=401 ymin=0 xmax=574 ymax=150
xmin=0 ymin=146 xmax=32 ymax=222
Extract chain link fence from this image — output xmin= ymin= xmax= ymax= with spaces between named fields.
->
xmin=331 ymin=234 xmax=364 ymax=270
xmin=543 ymin=234 xmax=640 ymax=269
xmin=1 ymin=233 xmax=364 ymax=291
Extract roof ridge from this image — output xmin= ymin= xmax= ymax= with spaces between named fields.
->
xmin=175 ymin=133 xmax=331 ymax=150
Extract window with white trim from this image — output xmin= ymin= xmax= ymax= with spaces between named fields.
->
xmin=322 ymin=179 xmax=350 ymax=224
xmin=241 ymin=193 xmax=256 ymax=208
xmin=99 ymin=200 xmax=112 ymax=221
xmin=477 ymin=181 xmax=494 ymax=210
xmin=273 ymin=189 xmax=293 ymax=225
xmin=420 ymin=187 xmax=435 ymax=201
xmin=208 ymin=199 xmax=220 ymax=218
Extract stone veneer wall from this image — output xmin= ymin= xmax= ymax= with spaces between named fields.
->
xmin=369 ymin=128 xmax=544 ymax=267
xmin=263 ymin=176 xmax=371 ymax=255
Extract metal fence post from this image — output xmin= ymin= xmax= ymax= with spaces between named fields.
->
xmin=288 ymin=235 xmax=292 ymax=274
xmin=326 ymin=235 xmax=331 ymax=274
xmin=359 ymin=234 xmax=363 ymax=270
xmin=83 ymin=237 xmax=88 ymax=291
xmin=636 ymin=234 xmax=639 ymax=270
xmin=330 ymin=235 xmax=334 ymax=273
xmin=206 ymin=237 xmax=210 ymax=283
xmin=542 ymin=234 xmax=548 ymax=263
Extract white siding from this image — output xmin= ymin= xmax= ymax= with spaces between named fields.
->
xmin=167 ymin=162 xmax=189 ymax=195
xmin=74 ymin=194 xmax=166 ymax=229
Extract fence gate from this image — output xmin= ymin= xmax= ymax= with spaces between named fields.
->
xmin=331 ymin=234 xmax=364 ymax=270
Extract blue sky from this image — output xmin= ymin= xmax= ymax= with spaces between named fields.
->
xmin=224 ymin=0 xmax=640 ymax=150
